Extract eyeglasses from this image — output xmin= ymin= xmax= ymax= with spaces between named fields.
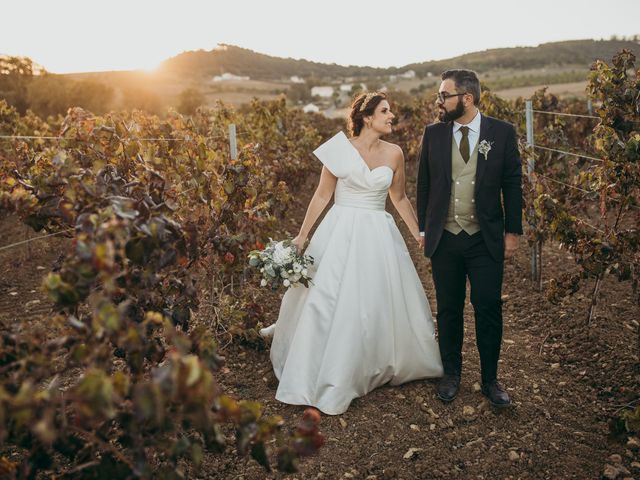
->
xmin=435 ymin=92 xmax=466 ymax=103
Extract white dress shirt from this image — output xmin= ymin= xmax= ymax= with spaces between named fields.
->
xmin=453 ymin=109 xmax=481 ymax=153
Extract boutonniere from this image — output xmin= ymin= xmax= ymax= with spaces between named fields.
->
xmin=478 ymin=139 xmax=493 ymax=160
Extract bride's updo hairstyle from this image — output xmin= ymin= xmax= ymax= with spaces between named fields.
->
xmin=348 ymin=91 xmax=387 ymax=137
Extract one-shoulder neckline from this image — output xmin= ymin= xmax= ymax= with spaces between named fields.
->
xmin=343 ymin=133 xmax=394 ymax=174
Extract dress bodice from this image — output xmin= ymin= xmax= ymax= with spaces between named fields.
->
xmin=313 ymin=131 xmax=393 ymax=211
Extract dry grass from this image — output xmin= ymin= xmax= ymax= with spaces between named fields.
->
xmin=495 ymin=81 xmax=588 ymax=100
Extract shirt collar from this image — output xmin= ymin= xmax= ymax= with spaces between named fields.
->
xmin=453 ymin=109 xmax=481 ymax=134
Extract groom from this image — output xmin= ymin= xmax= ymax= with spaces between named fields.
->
xmin=416 ymin=69 xmax=522 ymax=407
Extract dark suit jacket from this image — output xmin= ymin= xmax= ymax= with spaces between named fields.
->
xmin=416 ymin=114 xmax=523 ymax=261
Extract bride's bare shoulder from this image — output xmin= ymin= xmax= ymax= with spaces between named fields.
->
xmin=380 ymin=140 xmax=403 ymax=154
xmin=381 ymin=141 xmax=405 ymax=165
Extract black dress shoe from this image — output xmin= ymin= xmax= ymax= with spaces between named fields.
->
xmin=481 ymin=381 xmax=512 ymax=408
xmin=437 ymin=374 xmax=460 ymax=402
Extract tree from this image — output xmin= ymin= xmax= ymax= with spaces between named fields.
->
xmin=178 ymin=87 xmax=206 ymax=115
xmin=27 ymin=75 xmax=114 ymax=117
xmin=350 ymin=84 xmax=364 ymax=96
xmin=286 ymin=83 xmax=312 ymax=105
xmin=0 ymin=56 xmax=38 ymax=114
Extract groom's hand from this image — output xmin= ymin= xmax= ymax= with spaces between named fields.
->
xmin=504 ymin=233 xmax=519 ymax=258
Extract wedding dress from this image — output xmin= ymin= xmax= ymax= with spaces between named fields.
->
xmin=264 ymin=131 xmax=443 ymax=415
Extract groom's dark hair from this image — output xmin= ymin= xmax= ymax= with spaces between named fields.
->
xmin=441 ymin=69 xmax=480 ymax=106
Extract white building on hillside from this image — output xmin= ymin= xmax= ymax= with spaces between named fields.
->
xmin=389 ymin=70 xmax=416 ymax=82
xmin=311 ymin=86 xmax=334 ymax=98
xmin=290 ymin=76 xmax=305 ymax=83
xmin=337 ymin=83 xmax=367 ymax=94
xmin=303 ymin=103 xmax=320 ymax=113
xmin=213 ymin=73 xmax=250 ymax=82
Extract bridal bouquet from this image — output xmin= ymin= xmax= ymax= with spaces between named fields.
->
xmin=248 ymin=239 xmax=314 ymax=289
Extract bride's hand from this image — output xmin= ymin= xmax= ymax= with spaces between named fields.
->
xmin=291 ymin=235 xmax=306 ymax=253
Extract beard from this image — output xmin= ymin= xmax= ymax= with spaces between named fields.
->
xmin=438 ymin=98 xmax=465 ymax=122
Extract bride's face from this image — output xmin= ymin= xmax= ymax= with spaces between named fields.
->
xmin=365 ymin=100 xmax=394 ymax=135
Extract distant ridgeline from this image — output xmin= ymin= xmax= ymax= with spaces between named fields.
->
xmin=159 ymin=39 xmax=640 ymax=81
xmin=1 ymin=38 xmax=638 ymax=118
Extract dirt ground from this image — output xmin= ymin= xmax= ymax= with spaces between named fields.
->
xmin=198 ymin=166 xmax=640 ymax=479
xmin=0 ymin=163 xmax=638 ymax=479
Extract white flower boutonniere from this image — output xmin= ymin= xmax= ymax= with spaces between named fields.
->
xmin=478 ymin=139 xmax=493 ymax=160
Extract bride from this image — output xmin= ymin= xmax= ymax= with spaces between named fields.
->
xmin=261 ymin=92 xmax=443 ymax=415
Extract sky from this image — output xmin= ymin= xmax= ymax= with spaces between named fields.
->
xmin=2 ymin=0 xmax=640 ymax=73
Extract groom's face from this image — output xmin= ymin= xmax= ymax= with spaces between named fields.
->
xmin=436 ymin=79 xmax=466 ymax=122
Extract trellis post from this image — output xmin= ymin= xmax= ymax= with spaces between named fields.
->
xmin=526 ymin=100 xmax=542 ymax=287
xmin=229 ymin=124 xmax=237 ymax=160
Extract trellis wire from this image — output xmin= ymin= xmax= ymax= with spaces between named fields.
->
xmin=525 ymin=101 xmax=639 ymax=288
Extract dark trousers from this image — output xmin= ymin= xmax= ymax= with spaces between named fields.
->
xmin=430 ymin=230 xmax=504 ymax=384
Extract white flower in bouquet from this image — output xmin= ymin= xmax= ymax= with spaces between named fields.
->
xmin=272 ymin=241 xmax=295 ymax=266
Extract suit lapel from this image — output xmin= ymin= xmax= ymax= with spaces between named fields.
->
xmin=475 ymin=114 xmax=493 ymax=194
xmin=444 ymin=122 xmax=453 ymax=184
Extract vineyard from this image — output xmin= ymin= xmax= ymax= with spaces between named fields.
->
xmin=0 ymin=50 xmax=638 ymax=479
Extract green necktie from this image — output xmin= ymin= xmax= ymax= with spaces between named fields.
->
xmin=459 ymin=126 xmax=470 ymax=163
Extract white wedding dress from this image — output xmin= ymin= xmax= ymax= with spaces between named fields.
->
xmin=265 ymin=131 xmax=443 ymax=415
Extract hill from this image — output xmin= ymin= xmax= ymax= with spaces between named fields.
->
xmin=158 ymin=39 xmax=639 ymax=81
xmin=405 ymin=39 xmax=639 ymax=76
xmin=158 ymin=44 xmax=390 ymax=80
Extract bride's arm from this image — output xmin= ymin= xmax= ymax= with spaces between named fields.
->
xmin=291 ymin=166 xmax=337 ymax=251
xmin=388 ymin=147 xmax=422 ymax=244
